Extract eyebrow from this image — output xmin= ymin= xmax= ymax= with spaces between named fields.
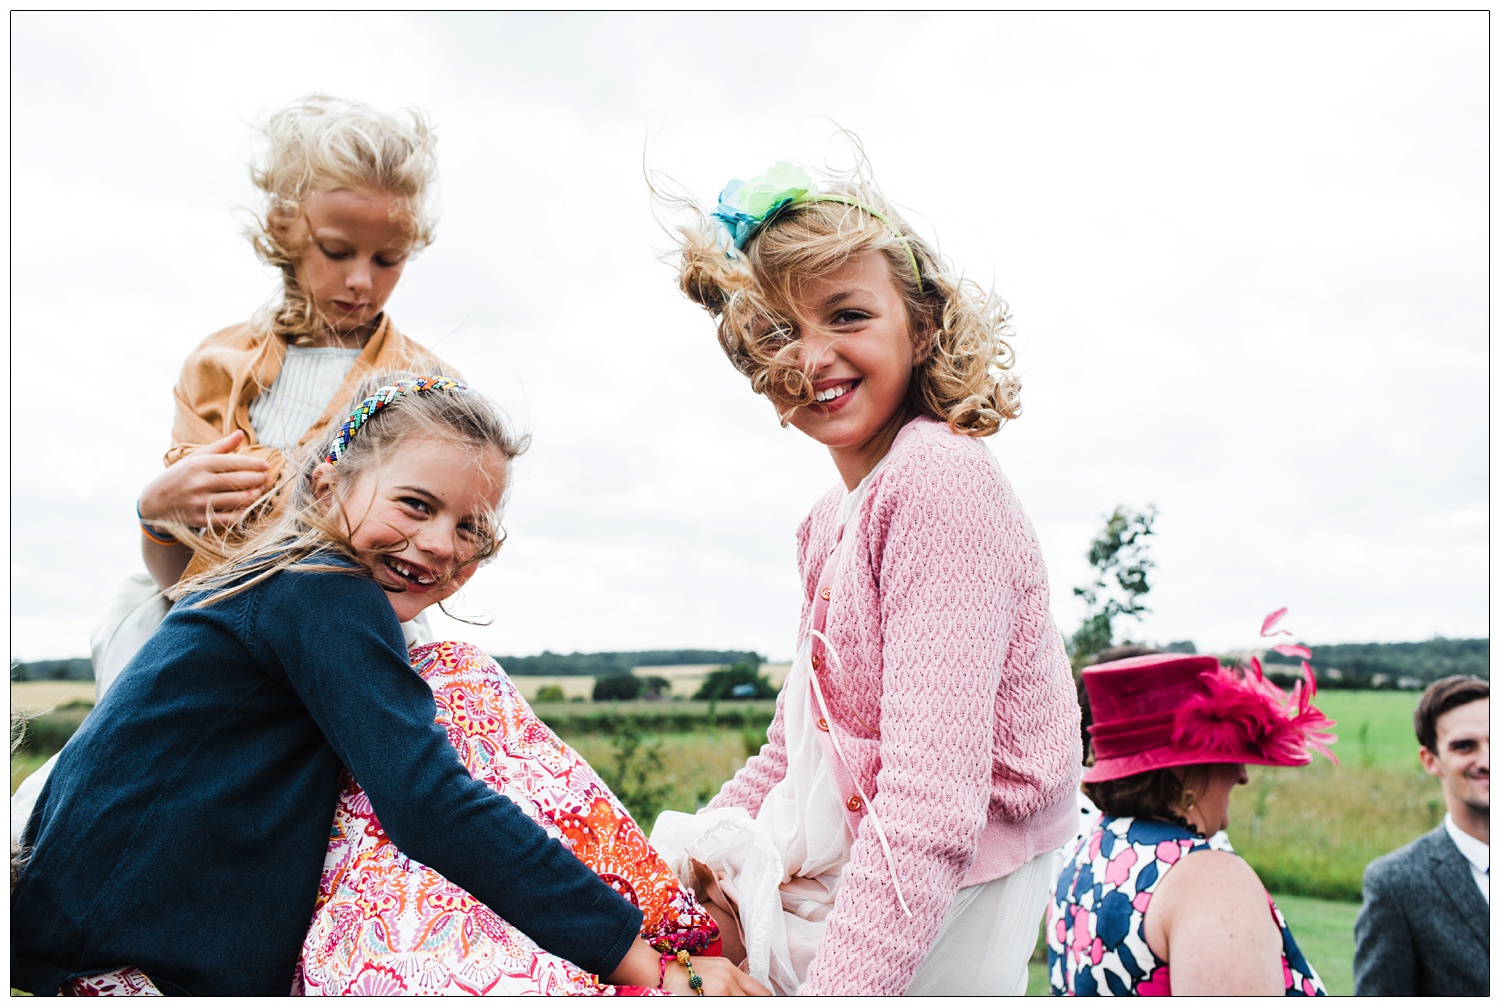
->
xmin=814 ymin=288 xmax=876 ymax=312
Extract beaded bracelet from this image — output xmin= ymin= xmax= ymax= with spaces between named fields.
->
xmin=655 ymin=948 xmax=704 ymax=996
xmin=136 ymin=504 xmax=179 ymax=546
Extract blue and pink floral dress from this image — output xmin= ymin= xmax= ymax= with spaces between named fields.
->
xmin=1047 ymin=815 xmax=1325 ymax=996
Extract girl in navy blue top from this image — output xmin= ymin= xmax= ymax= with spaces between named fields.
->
xmin=11 ymin=374 xmax=764 ymax=996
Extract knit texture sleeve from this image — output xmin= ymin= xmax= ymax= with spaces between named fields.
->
xmin=801 ymin=434 xmax=1027 ymax=996
xmin=252 ymin=569 xmax=643 ymax=977
xmin=706 ymin=505 xmax=830 ymax=815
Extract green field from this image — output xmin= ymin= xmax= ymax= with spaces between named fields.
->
xmin=10 ymin=687 xmax=1437 ymax=995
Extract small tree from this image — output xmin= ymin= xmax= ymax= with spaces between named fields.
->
xmin=693 ymin=663 xmax=776 ymax=702
xmin=1072 ymin=505 xmax=1157 ymax=667
xmin=533 ymin=684 xmax=566 ymax=704
xmin=592 ymin=674 xmax=643 ymax=702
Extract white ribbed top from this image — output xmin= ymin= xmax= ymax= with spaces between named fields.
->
xmin=247 ymin=345 xmax=361 ymax=451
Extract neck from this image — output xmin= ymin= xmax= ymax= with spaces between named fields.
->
xmin=300 ymin=314 xmax=379 ymax=350
xmin=1450 ymin=805 xmax=1489 ymax=846
xmin=829 ymin=406 xmax=917 ymax=491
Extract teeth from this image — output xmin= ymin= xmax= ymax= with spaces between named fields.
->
xmin=389 ymin=558 xmax=437 ymax=585
xmin=816 ymin=383 xmax=851 ymax=403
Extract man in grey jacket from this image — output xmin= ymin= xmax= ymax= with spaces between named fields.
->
xmin=1354 ymin=676 xmax=1488 ymax=995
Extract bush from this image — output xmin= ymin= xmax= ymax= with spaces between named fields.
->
xmin=533 ymin=685 xmax=566 ymax=704
xmin=693 ymin=663 xmax=777 ymax=702
xmin=593 ymin=674 xmax=643 ymax=702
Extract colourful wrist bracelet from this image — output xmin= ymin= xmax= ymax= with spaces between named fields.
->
xmin=676 ymin=949 xmax=704 ymax=996
xmin=136 ymin=504 xmax=179 ymax=546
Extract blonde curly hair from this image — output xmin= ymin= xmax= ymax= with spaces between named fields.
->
xmin=673 ymin=168 xmax=1019 ymax=437
xmin=246 ymin=95 xmax=438 ymax=343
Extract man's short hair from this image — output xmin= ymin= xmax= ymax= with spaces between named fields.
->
xmin=1414 ymin=676 xmax=1489 ymax=752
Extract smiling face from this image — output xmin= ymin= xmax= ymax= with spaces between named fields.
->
xmin=773 ymin=251 xmax=921 ymax=488
xmin=314 ymin=437 xmax=507 ymax=623
xmin=1421 ymin=698 xmax=1489 ymax=829
xmin=289 ymin=188 xmax=412 ymax=345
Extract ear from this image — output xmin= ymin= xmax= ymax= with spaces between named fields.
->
xmin=310 ymin=462 xmax=339 ymax=514
xmin=1419 ymin=745 xmax=1441 ymax=777
xmin=908 ymin=314 xmax=938 ymax=368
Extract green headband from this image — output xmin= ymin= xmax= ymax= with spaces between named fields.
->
xmin=712 ymin=162 xmax=922 ymax=289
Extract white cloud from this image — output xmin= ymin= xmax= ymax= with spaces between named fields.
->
xmin=8 ymin=12 xmax=1486 ymax=662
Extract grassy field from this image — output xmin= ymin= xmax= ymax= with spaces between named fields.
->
xmin=4 ymin=683 xmax=1436 ymax=993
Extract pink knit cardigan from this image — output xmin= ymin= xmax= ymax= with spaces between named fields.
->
xmin=708 ymin=417 xmax=1082 ymax=996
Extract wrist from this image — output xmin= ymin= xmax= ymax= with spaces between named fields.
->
xmin=136 ymin=502 xmax=179 ymax=545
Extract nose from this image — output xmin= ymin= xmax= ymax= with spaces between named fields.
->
xmin=345 ymin=258 xmax=373 ymax=294
xmin=799 ymin=328 xmax=839 ymax=374
xmin=414 ymin=520 xmax=457 ymax=564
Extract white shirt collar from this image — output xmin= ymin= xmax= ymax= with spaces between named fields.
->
xmin=1444 ymin=812 xmax=1489 ymax=870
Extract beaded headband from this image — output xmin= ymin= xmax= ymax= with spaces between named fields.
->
xmin=712 ymin=161 xmax=923 ymax=290
xmin=325 ymin=375 xmax=468 ymax=464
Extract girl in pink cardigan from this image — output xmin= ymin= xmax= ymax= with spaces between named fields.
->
xmin=653 ymin=162 xmax=1082 ymax=995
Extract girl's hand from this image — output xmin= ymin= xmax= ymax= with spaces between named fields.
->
xmin=663 ymin=955 xmax=770 ymax=997
xmin=139 ymin=430 xmax=271 ymax=530
xmin=606 ymin=939 xmax=770 ymax=996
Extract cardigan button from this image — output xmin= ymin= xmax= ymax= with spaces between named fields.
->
xmin=811 ymin=653 xmax=822 ymax=670
xmin=820 ymin=587 xmax=831 ymax=601
xmin=817 ymin=717 xmax=829 ymax=732
xmin=846 ymin=795 xmax=862 ymax=812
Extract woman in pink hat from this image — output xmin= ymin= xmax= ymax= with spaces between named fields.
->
xmin=1046 ymin=644 xmax=1337 ymax=996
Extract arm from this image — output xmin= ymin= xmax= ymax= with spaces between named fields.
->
xmin=710 ymin=502 xmax=827 ymax=815
xmin=707 ymin=686 xmax=790 ymax=815
xmin=1143 ymin=849 xmax=1283 ymax=995
xmin=259 ymin=570 xmax=643 ymax=979
xmin=605 ymin=938 xmax=769 ymax=995
xmin=138 ymin=431 xmax=271 ymax=590
xmin=801 ymin=449 xmax=1015 ymax=995
xmin=1352 ymin=859 xmax=1418 ymax=995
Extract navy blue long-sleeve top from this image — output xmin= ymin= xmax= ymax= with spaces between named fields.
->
xmin=11 ymin=563 xmax=643 ymax=995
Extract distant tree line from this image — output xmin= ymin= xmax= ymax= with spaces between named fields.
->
xmin=10 ymin=659 xmax=93 ymax=682
xmin=496 ymin=649 xmax=764 ymax=677
xmin=11 ymin=650 xmax=766 ymax=683
xmin=1261 ymin=638 xmax=1488 ymax=689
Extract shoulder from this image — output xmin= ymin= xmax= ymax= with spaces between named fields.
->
xmin=178 ymin=320 xmax=275 ymax=375
xmin=187 ymin=320 xmax=272 ymax=357
xmin=1364 ymin=827 xmax=1446 ymax=888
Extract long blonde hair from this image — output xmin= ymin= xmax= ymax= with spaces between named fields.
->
xmin=246 ymin=95 xmax=439 ymax=343
xmin=671 ymin=163 xmax=1020 ymax=436
xmin=170 ymin=372 xmax=528 ymax=611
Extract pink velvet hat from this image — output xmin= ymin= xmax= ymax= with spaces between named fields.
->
xmin=1083 ymin=650 xmax=1337 ymax=784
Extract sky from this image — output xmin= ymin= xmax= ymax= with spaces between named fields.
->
xmin=8 ymin=12 xmax=1488 ymax=663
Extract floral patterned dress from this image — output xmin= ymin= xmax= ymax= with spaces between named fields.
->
xmin=1047 ymin=815 xmax=1325 ymax=996
xmin=295 ymin=641 xmax=717 ymax=996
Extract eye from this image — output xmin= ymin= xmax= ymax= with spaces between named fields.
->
xmin=375 ymin=253 xmax=407 ymax=269
xmin=457 ymin=520 xmax=491 ymax=544
xmin=399 ymin=496 xmax=431 ymax=514
xmin=317 ymin=243 xmax=351 ymax=261
xmin=757 ymin=321 xmax=796 ymax=346
xmin=832 ymin=308 xmax=871 ymax=325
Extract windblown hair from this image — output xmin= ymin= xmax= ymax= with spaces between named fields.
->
xmin=1414 ymin=675 xmax=1489 ymax=753
xmin=246 ymin=95 xmax=439 ymax=343
xmin=671 ymin=164 xmax=1020 ymax=436
xmin=1082 ymin=765 xmax=1213 ymax=837
xmin=169 ymin=371 xmax=528 ymax=613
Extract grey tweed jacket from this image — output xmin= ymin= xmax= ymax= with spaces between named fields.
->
xmin=1353 ymin=825 xmax=1489 ymax=996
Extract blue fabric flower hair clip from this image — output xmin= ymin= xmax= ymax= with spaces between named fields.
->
xmin=711 ymin=161 xmax=922 ymax=288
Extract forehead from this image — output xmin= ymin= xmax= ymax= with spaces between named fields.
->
xmin=786 ymin=250 xmax=902 ymax=310
xmin=366 ymin=437 xmax=508 ymax=507
xmin=302 ymin=188 xmax=411 ymax=242
xmin=1435 ymin=697 xmax=1488 ymax=744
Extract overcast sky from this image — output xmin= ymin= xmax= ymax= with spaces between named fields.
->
xmin=9 ymin=12 xmax=1487 ymax=663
